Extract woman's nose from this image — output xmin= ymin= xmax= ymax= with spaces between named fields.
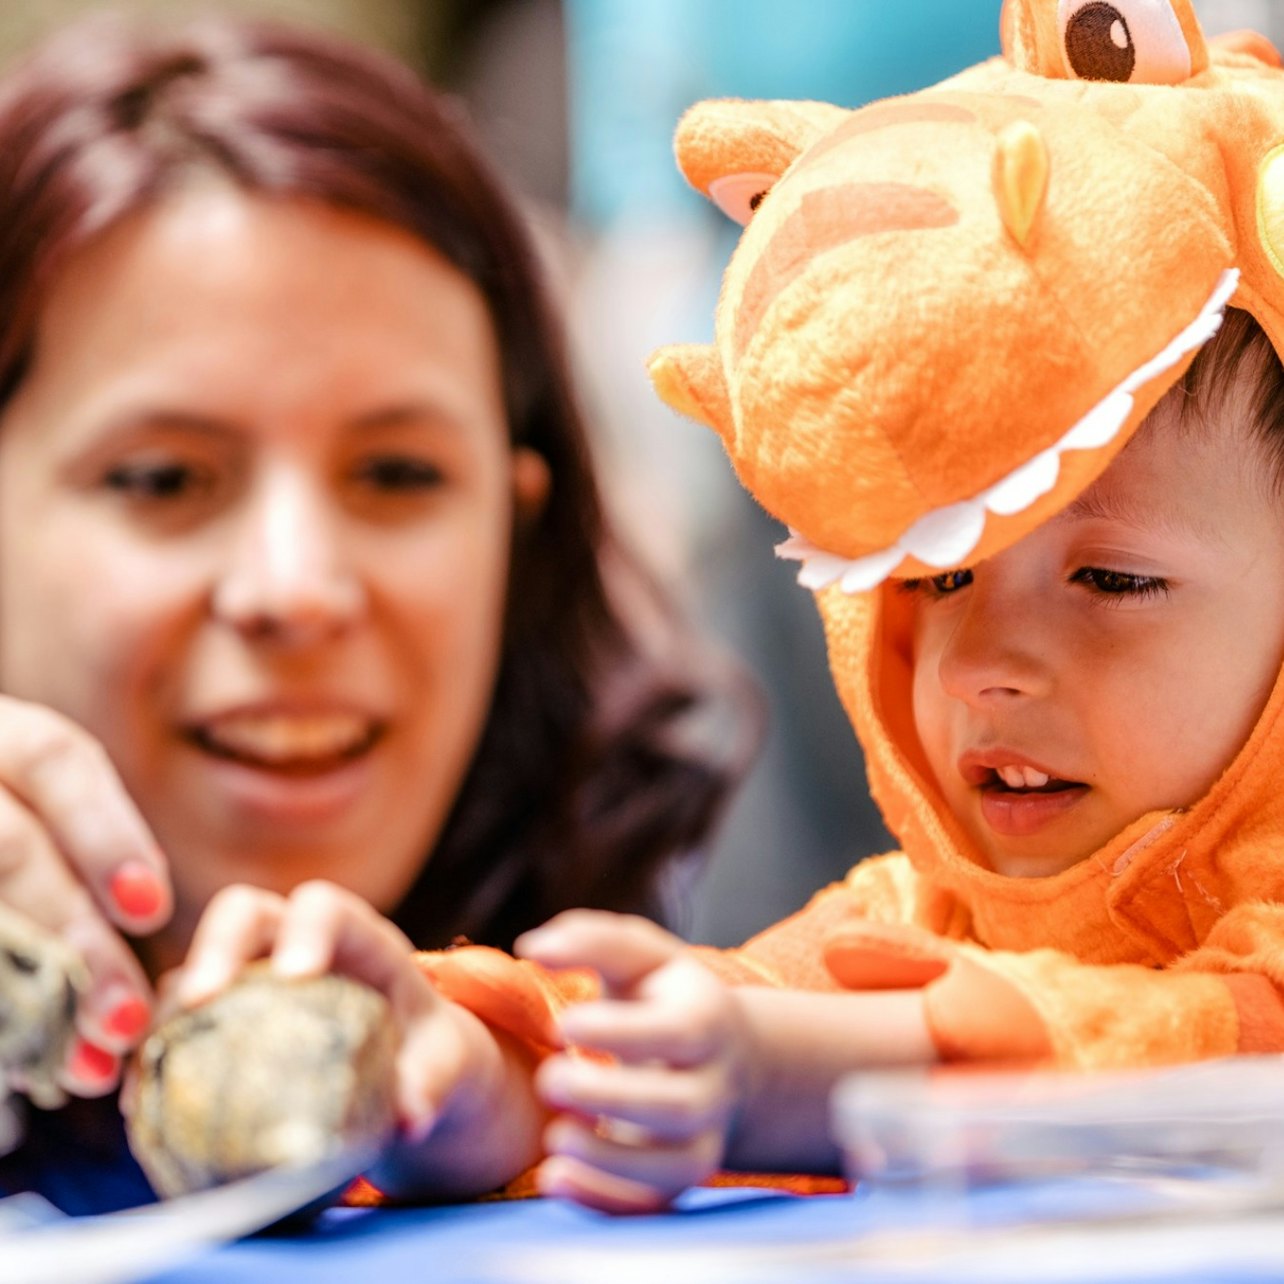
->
xmin=211 ymin=470 xmax=365 ymax=645
xmin=934 ymin=580 xmax=1051 ymax=706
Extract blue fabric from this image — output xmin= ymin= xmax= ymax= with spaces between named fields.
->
xmin=145 ymin=1183 xmax=1279 ymax=1284
xmin=0 ymin=1096 xmax=157 ymax=1216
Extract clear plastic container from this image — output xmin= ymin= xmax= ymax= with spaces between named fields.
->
xmin=832 ymin=1055 xmax=1284 ymax=1198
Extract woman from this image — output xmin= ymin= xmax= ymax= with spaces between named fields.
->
xmin=0 ymin=12 xmax=750 ymax=1209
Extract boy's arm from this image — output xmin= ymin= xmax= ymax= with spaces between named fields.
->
xmin=723 ymin=986 xmax=935 ymax=1173
xmin=822 ymin=899 xmax=1284 ymax=1070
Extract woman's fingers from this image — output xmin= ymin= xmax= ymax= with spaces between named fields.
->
xmin=0 ymin=788 xmax=153 ymax=1069
xmin=175 ymin=884 xmax=285 ymax=1005
xmin=176 ymin=879 xmax=445 ymax=1133
xmin=0 ymin=702 xmax=169 ymax=1088
xmin=0 ymin=698 xmax=169 ymax=933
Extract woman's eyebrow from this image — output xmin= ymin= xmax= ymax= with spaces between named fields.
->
xmin=345 ymin=400 xmax=474 ymax=434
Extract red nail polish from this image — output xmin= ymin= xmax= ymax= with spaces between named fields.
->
xmin=69 ymin=1039 xmax=118 ymax=1084
xmin=108 ymin=862 xmax=165 ymax=919
xmin=103 ymin=994 xmax=151 ymax=1041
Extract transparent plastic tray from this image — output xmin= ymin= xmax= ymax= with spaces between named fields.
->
xmin=832 ymin=1055 xmax=1284 ymax=1195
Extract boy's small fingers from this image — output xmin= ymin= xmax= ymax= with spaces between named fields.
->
xmin=517 ymin=912 xmax=684 ymax=994
xmin=542 ymin=1118 xmax=723 ymax=1209
xmin=537 ymin=1056 xmax=731 ymax=1140
xmin=557 ymin=991 xmax=729 ymax=1067
xmin=536 ymin=1153 xmax=672 ymax=1215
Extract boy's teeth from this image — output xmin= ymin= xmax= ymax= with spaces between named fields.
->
xmin=202 ymin=714 xmax=372 ymax=763
xmin=996 ymin=765 xmax=1050 ymax=789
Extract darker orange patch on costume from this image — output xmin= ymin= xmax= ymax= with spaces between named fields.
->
xmin=734 ymin=183 xmax=959 ymax=359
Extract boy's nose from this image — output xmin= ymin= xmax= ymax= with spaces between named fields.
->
xmin=211 ymin=470 xmax=365 ymax=646
xmin=934 ymin=583 xmax=1051 ymax=705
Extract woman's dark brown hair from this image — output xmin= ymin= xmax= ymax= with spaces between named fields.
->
xmin=0 ymin=14 xmax=754 ymax=949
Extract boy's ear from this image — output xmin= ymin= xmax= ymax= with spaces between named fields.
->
xmin=675 ymin=98 xmax=850 ymax=224
xmin=648 ymin=343 xmax=733 ymax=442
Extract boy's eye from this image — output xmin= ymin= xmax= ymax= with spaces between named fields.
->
xmin=1071 ymin=567 xmax=1170 ymax=600
xmin=103 ymin=460 xmax=213 ymax=501
xmin=351 ymin=455 xmax=444 ymax=492
xmin=900 ymin=568 xmax=974 ymax=598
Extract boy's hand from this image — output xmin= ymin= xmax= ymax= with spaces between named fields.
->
xmin=517 ymin=910 xmax=748 ymax=1214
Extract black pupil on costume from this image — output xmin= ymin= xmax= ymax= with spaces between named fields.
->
xmin=748 ymin=191 xmax=766 ymax=212
xmin=1065 ymin=3 xmax=1136 ymax=82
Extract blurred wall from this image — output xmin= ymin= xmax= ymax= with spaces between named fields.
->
xmin=0 ymin=0 xmax=444 ymax=70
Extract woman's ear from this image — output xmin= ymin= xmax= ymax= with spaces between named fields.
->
xmin=512 ymin=445 xmax=551 ymax=523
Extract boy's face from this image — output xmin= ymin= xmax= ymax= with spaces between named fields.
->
xmin=910 ymin=407 xmax=1284 ymax=877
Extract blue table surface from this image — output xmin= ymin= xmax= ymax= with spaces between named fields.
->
xmin=138 ymin=1181 xmax=1284 ymax=1284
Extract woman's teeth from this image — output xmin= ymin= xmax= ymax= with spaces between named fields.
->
xmin=996 ymin=765 xmax=1051 ymax=790
xmin=197 ymin=714 xmax=375 ymax=766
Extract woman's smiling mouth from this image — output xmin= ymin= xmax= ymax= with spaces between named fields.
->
xmin=187 ymin=710 xmax=383 ymax=775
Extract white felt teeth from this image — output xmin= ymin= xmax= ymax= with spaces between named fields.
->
xmin=776 ymin=268 xmax=1240 ymax=592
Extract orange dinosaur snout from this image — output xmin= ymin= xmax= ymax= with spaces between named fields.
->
xmin=654 ymin=88 xmax=1234 ymax=582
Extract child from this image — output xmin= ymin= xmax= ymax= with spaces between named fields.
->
xmin=179 ymin=0 xmax=1284 ymax=1216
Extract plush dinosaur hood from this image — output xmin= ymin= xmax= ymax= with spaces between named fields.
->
xmin=650 ymin=0 xmax=1284 ymax=915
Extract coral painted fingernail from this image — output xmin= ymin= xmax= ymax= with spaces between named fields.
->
xmin=102 ymin=994 xmax=151 ymax=1041
xmin=108 ymin=862 xmax=165 ymax=919
xmin=68 ymin=1039 xmax=119 ymax=1084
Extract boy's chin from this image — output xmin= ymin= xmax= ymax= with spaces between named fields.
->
xmin=977 ymin=841 xmax=1092 ymax=879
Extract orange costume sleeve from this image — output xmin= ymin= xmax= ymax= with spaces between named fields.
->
xmin=692 ymin=855 xmax=1284 ymax=1070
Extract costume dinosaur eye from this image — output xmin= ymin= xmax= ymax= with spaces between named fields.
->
xmin=1057 ymin=0 xmax=1192 ymax=84
xmin=707 ymin=172 xmax=777 ymax=225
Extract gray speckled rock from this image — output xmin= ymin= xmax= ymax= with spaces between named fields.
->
xmin=0 ymin=902 xmax=84 ymax=1109
xmin=126 ymin=965 xmax=399 ymax=1197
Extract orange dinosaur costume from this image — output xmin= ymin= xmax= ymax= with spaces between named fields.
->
xmin=420 ymin=0 xmax=1284 ymax=1076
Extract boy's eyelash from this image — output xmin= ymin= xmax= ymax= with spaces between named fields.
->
xmin=1070 ymin=567 xmax=1170 ymax=600
xmin=898 ymin=569 xmax=973 ymax=598
xmin=898 ymin=567 xmax=1169 ymax=603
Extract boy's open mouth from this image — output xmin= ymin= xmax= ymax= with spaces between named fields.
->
xmin=979 ymin=765 xmax=1084 ymax=796
xmin=963 ymin=760 xmax=1091 ymax=840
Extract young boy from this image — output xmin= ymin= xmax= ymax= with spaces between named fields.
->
xmin=175 ymin=0 xmax=1284 ymax=1218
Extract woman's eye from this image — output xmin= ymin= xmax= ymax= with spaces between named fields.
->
xmin=1071 ymin=566 xmax=1170 ymax=599
xmin=103 ymin=460 xmax=211 ymax=501
xmin=900 ymin=568 xmax=974 ymax=598
xmin=352 ymin=456 xmax=444 ymax=492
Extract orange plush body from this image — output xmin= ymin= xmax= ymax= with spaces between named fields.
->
xmin=422 ymin=0 xmax=1284 ymax=1078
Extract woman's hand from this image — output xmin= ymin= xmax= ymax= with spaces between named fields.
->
xmin=517 ymin=910 xmax=750 ymax=1214
xmin=0 ymin=697 xmax=170 ymax=1099
xmin=173 ymin=880 xmax=547 ymax=1196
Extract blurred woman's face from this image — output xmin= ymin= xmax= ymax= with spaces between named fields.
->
xmin=0 ymin=190 xmax=543 ymax=967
